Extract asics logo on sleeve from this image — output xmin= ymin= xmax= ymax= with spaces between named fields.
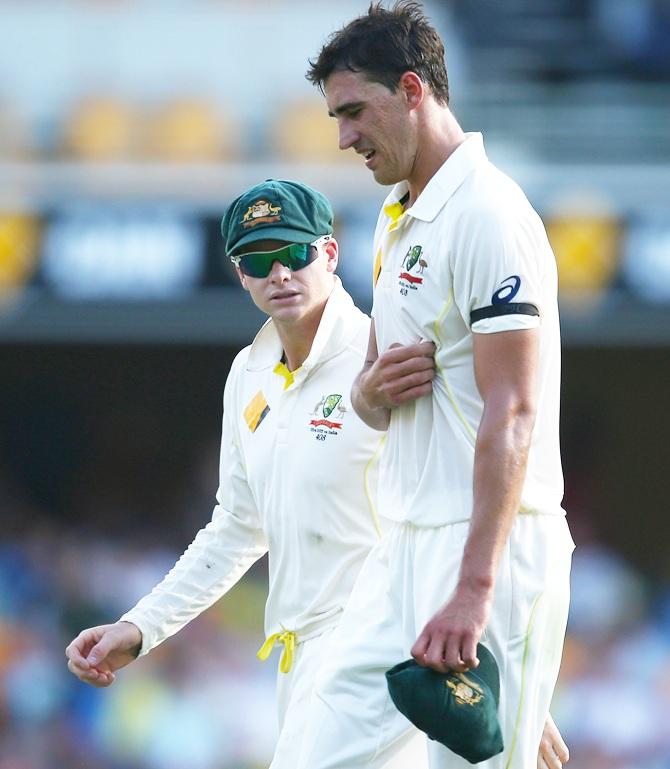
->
xmin=470 ymin=275 xmax=539 ymax=326
xmin=491 ymin=275 xmax=521 ymax=304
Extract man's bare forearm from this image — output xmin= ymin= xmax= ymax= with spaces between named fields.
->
xmin=458 ymin=397 xmax=536 ymax=593
xmin=409 ymin=395 xmax=536 ymax=673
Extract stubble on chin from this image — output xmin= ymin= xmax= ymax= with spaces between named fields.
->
xmin=373 ymin=167 xmax=401 ymax=186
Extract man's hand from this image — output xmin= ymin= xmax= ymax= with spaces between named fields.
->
xmin=65 ymin=621 xmax=142 ymax=687
xmin=410 ymin=579 xmax=493 ymax=673
xmin=358 ymin=341 xmax=436 ymax=410
xmin=352 ymin=322 xmax=436 ymax=430
xmin=538 ymin=714 xmax=569 ymax=769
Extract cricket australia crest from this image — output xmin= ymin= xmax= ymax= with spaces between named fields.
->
xmin=399 ymin=245 xmax=427 ymax=292
xmin=309 ymin=394 xmax=349 ymax=440
xmin=241 ymin=199 xmax=282 ymax=228
xmin=445 ymin=673 xmax=485 ymax=706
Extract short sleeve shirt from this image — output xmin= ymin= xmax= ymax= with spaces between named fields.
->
xmin=371 ymin=133 xmax=564 ymax=526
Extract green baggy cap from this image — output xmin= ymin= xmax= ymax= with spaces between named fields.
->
xmin=386 ymin=643 xmax=504 ymax=764
xmin=221 ymin=178 xmax=333 ymax=256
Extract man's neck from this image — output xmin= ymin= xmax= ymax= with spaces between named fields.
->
xmin=274 ymin=304 xmax=326 ymax=372
xmin=406 ymin=106 xmax=466 ymax=206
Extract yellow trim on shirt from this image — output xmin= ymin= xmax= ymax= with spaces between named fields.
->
xmin=273 ymin=361 xmax=301 ymax=391
xmin=383 ymin=201 xmax=406 ymax=233
xmin=432 ymin=293 xmax=478 ymax=444
xmin=364 ymin=434 xmax=387 ymax=537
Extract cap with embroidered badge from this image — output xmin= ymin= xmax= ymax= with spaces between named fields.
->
xmin=385 ymin=643 xmax=504 ymax=764
xmin=221 ymin=178 xmax=333 ymax=256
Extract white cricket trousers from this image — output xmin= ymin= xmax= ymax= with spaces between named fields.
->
xmin=270 ymin=621 xmax=427 ymax=769
xmin=295 ymin=514 xmax=574 ymax=769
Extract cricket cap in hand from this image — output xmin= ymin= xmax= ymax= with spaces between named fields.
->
xmin=386 ymin=643 xmax=504 ymax=764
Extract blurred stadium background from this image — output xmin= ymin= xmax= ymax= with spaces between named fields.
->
xmin=1 ymin=0 xmax=669 ymax=767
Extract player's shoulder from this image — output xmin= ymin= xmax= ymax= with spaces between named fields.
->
xmin=329 ymin=300 xmax=370 ymax=364
xmin=350 ymin=309 xmax=372 ymax=354
xmin=223 ymin=345 xmax=253 ymax=395
xmin=230 ymin=344 xmax=252 ymax=372
xmin=452 ymin=163 xmax=540 ymax=234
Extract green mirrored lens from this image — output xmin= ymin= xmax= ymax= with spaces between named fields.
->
xmin=237 ymin=243 xmax=314 ymax=278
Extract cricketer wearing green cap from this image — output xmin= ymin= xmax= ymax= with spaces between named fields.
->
xmin=66 ymin=179 xmax=428 ymax=769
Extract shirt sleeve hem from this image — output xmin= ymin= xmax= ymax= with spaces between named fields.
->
xmin=471 ymin=314 xmax=541 ymax=334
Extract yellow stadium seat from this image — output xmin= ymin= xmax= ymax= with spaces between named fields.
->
xmin=274 ymin=99 xmax=356 ymax=162
xmin=146 ymin=99 xmax=236 ymax=162
xmin=546 ymin=214 xmax=621 ymax=298
xmin=0 ymin=212 xmax=40 ymax=302
xmin=63 ymin=97 xmax=138 ymax=160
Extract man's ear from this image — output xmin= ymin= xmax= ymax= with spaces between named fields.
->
xmin=324 ymin=238 xmax=339 ymax=273
xmin=398 ymin=71 xmax=424 ymax=110
xmin=235 ymin=265 xmax=249 ymax=291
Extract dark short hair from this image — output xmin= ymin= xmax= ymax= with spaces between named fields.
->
xmin=306 ymin=1 xmax=449 ymax=105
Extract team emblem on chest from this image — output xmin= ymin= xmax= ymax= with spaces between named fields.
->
xmin=308 ymin=393 xmax=349 ymax=441
xmin=399 ymin=245 xmax=428 ymax=294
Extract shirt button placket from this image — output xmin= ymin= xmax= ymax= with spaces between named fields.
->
xmin=276 ymin=383 xmax=295 ymax=448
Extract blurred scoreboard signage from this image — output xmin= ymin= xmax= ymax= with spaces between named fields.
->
xmin=42 ymin=207 xmax=206 ymax=299
xmin=20 ymin=205 xmax=670 ymax=306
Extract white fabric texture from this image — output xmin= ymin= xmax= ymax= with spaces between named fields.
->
xmin=371 ymin=133 xmax=564 ymax=527
xmin=298 ymin=515 xmax=574 ymax=769
xmin=121 ymin=279 xmax=385 ymax=650
xmin=271 ymin=626 xmax=427 ymax=769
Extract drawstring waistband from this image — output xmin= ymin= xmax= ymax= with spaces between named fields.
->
xmin=257 ymin=611 xmax=342 ymax=674
xmin=257 ymin=629 xmax=296 ymax=674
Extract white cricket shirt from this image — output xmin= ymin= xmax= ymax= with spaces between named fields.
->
xmin=122 ymin=279 xmax=385 ymax=653
xmin=371 ymin=133 xmax=564 ymax=526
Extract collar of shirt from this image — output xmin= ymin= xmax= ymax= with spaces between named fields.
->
xmin=245 ymin=276 xmax=362 ymax=381
xmin=382 ymin=132 xmax=488 ymax=229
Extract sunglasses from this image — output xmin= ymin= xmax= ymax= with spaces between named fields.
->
xmin=230 ymin=235 xmax=332 ymax=278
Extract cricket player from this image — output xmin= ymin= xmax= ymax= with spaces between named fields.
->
xmin=65 ymin=179 xmax=426 ymax=769
xmin=64 ymin=178 xmax=567 ymax=769
xmin=294 ymin=3 xmax=575 ymax=769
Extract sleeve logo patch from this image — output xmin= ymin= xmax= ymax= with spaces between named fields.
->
xmin=492 ymin=275 xmax=521 ymax=304
xmin=244 ymin=390 xmax=270 ymax=433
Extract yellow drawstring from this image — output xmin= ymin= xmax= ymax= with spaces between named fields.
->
xmin=256 ymin=629 xmax=296 ymax=674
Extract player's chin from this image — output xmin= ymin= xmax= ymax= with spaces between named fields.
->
xmin=372 ymin=162 xmax=403 ymax=187
xmin=372 ymin=167 xmax=393 ymax=185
